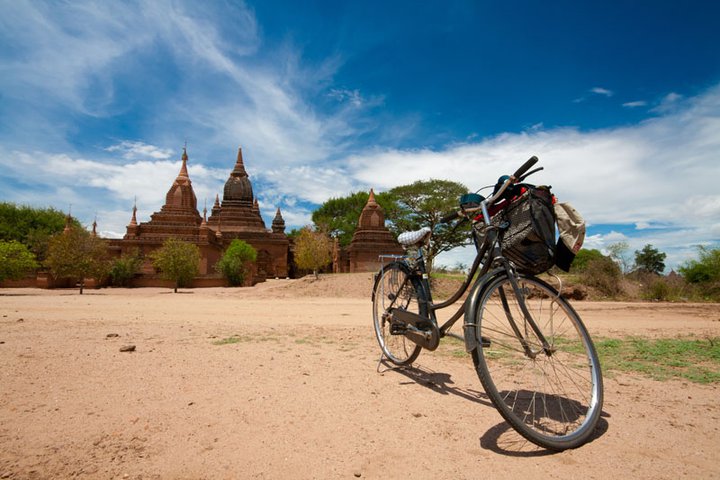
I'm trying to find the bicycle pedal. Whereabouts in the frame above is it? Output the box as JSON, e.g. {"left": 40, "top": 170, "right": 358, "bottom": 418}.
{"left": 481, "top": 336, "right": 491, "bottom": 347}
{"left": 389, "top": 323, "right": 406, "bottom": 335}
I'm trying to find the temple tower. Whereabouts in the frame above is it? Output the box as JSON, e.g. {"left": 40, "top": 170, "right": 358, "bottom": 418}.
{"left": 346, "top": 189, "right": 403, "bottom": 272}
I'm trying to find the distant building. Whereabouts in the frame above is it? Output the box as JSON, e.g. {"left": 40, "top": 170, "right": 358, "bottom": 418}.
{"left": 335, "top": 189, "right": 403, "bottom": 273}
{"left": 109, "top": 147, "right": 288, "bottom": 286}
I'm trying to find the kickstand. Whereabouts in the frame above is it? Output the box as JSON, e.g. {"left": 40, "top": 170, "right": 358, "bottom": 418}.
{"left": 376, "top": 352, "right": 410, "bottom": 373}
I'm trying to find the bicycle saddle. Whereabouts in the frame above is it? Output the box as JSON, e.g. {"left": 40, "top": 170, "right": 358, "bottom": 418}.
{"left": 397, "top": 226, "right": 432, "bottom": 246}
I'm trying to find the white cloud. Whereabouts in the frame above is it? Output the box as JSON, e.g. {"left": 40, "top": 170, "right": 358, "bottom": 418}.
{"left": 591, "top": 87, "right": 614, "bottom": 97}
{"left": 105, "top": 141, "right": 174, "bottom": 160}
{"left": 623, "top": 100, "right": 647, "bottom": 108}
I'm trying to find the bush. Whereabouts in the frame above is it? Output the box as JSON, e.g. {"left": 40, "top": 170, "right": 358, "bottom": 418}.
{"left": 580, "top": 256, "right": 624, "bottom": 297}
{"left": 571, "top": 249, "right": 605, "bottom": 272}
{"left": 215, "top": 240, "right": 257, "bottom": 286}
{"left": 109, "top": 249, "right": 142, "bottom": 287}
{"left": 679, "top": 246, "right": 720, "bottom": 301}
{"left": 0, "top": 240, "right": 39, "bottom": 282}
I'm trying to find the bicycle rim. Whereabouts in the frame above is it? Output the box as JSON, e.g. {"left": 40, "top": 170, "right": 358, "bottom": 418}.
{"left": 372, "top": 262, "right": 423, "bottom": 365}
{"left": 471, "top": 274, "right": 603, "bottom": 450}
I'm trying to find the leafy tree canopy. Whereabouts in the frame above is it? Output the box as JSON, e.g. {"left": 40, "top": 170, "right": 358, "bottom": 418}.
{"left": 311, "top": 190, "right": 395, "bottom": 247}
{"left": 151, "top": 238, "right": 200, "bottom": 292}
{"left": 216, "top": 239, "right": 257, "bottom": 286}
{"left": 0, "top": 240, "right": 39, "bottom": 282}
{"left": 634, "top": 244, "right": 667, "bottom": 275}
{"left": 386, "top": 179, "right": 471, "bottom": 271}
{"left": 312, "top": 179, "right": 470, "bottom": 271}
{"left": 679, "top": 246, "right": 720, "bottom": 283}
{"left": 294, "top": 227, "right": 331, "bottom": 278}
{"left": 0, "top": 202, "right": 80, "bottom": 261}
{"left": 45, "top": 226, "right": 110, "bottom": 294}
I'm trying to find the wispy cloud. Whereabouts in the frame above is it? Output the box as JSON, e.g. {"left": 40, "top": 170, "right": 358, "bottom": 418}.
{"left": 623, "top": 100, "right": 647, "bottom": 108}
{"left": 105, "top": 141, "right": 174, "bottom": 160}
{"left": 590, "top": 87, "right": 614, "bottom": 97}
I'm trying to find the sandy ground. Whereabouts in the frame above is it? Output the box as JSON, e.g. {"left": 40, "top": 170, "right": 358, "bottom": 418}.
{"left": 1, "top": 273, "right": 719, "bottom": 479}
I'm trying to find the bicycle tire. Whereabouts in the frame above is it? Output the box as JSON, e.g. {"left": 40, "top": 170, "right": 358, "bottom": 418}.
{"left": 372, "top": 262, "right": 425, "bottom": 366}
{"left": 470, "top": 273, "right": 603, "bottom": 450}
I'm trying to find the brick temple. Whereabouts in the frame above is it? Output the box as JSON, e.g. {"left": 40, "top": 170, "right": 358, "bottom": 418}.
{"left": 334, "top": 189, "right": 403, "bottom": 273}
{"left": 109, "top": 147, "right": 289, "bottom": 286}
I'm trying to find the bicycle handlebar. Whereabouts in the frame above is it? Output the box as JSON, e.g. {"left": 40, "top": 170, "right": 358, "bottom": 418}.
{"left": 512, "top": 155, "right": 539, "bottom": 180}
{"left": 439, "top": 156, "right": 540, "bottom": 224}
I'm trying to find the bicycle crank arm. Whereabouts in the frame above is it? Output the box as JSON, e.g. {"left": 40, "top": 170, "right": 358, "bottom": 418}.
{"left": 389, "top": 308, "right": 440, "bottom": 351}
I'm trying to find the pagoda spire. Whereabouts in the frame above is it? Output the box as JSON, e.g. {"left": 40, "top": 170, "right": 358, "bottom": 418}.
{"left": 367, "top": 188, "right": 378, "bottom": 206}
{"left": 177, "top": 146, "right": 190, "bottom": 182}
{"left": 231, "top": 146, "right": 248, "bottom": 177}
{"left": 129, "top": 199, "right": 138, "bottom": 226}
{"left": 92, "top": 216, "right": 98, "bottom": 237}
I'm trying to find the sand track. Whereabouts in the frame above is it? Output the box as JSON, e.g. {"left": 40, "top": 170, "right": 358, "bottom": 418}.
{"left": 1, "top": 276, "right": 719, "bottom": 479}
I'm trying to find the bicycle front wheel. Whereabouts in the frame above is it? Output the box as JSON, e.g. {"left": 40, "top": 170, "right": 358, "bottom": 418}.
{"left": 470, "top": 274, "right": 603, "bottom": 450}
{"left": 372, "top": 262, "right": 424, "bottom": 366}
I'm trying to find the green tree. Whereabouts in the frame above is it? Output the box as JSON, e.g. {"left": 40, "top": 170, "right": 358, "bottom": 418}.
{"left": 312, "top": 190, "right": 395, "bottom": 247}
{"left": 109, "top": 248, "right": 143, "bottom": 287}
{"left": 215, "top": 239, "right": 257, "bottom": 286}
{"left": 634, "top": 244, "right": 666, "bottom": 274}
{"left": 679, "top": 246, "right": 720, "bottom": 283}
{"left": 0, "top": 240, "right": 39, "bottom": 282}
{"left": 45, "top": 227, "right": 110, "bottom": 294}
{"left": 294, "top": 227, "right": 332, "bottom": 279}
{"left": 386, "top": 179, "right": 470, "bottom": 272}
{"left": 0, "top": 203, "right": 80, "bottom": 261}
{"left": 151, "top": 238, "right": 200, "bottom": 292}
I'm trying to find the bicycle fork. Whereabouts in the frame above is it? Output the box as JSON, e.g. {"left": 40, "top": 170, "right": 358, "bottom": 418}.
{"left": 499, "top": 265, "right": 555, "bottom": 359}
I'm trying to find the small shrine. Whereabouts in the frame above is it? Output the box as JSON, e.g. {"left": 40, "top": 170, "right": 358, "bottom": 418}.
{"left": 341, "top": 189, "right": 403, "bottom": 272}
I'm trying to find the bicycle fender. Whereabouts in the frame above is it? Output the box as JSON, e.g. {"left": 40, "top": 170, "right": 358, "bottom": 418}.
{"left": 462, "top": 268, "right": 506, "bottom": 352}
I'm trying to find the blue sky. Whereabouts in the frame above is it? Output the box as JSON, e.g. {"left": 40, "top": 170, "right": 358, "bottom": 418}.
{"left": 1, "top": 0, "right": 719, "bottom": 271}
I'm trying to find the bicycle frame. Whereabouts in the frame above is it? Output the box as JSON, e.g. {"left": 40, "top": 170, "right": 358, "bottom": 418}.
{"left": 386, "top": 211, "right": 552, "bottom": 357}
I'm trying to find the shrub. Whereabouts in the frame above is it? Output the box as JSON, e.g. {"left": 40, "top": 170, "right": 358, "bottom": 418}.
{"left": 0, "top": 240, "right": 39, "bottom": 282}
{"left": 215, "top": 239, "right": 257, "bottom": 286}
{"left": 109, "top": 249, "right": 142, "bottom": 287}
{"left": 580, "top": 256, "right": 624, "bottom": 297}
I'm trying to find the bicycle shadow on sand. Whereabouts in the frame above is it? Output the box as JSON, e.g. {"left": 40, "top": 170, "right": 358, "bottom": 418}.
{"left": 378, "top": 360, "right": 494, "bottom": 407}
{"left": 380, "top": 359, "right": 610, "bottom": 457}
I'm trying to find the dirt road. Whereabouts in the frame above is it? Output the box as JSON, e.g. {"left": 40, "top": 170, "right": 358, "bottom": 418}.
{"left": 1, "top": 276, "right": 719, "bottom": 479}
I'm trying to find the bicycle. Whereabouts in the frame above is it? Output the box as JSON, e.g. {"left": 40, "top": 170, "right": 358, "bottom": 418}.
{"left": 372, "top": 156, "right": 603, "bottom": 451}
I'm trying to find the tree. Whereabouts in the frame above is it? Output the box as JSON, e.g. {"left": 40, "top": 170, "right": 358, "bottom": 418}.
{"left": 0, "top": 203, "right": 80, "bottom": 261}
{"left": 634, "top": 244, "right": 666, "bottom": 274}
{"left": 215, "top": 239, "right": 257, "bottom": 286}
{"left": 151, "top": 238, "right": 200, "bottom": 292}
{"left": 312, "top": 190, "right": 395, "bottom": 247}
{"left": 294, "top": 227, "right": 332, "bottom": 279}
{"left": 0, "top": 240, "right": 39, "bottom": 282}
{"left": 606, "top": 241, "right": 631, "bottom": 274}
{"left": 45, "top": 227, "right": 110, "bottom": 294}
{"left": 679, "top": 246, "right": 720, "bottom": 283}
{"left": 109, "top": 248, "right": 143, "bottom": 287}
{"left": 386, "top": 179, "right": 470, "bottom": 272}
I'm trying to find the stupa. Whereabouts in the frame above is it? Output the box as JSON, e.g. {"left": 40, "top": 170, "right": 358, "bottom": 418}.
{"left": 344, "top": 189, "right": 403, "bottom": 272}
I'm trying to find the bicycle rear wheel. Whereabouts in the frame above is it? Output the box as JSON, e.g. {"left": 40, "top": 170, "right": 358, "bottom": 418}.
{"left": 470, "top": 274, "right": 603, "bottom": 450}
{"left": 372, "top": 262, "right": 424, "bottom": 366}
